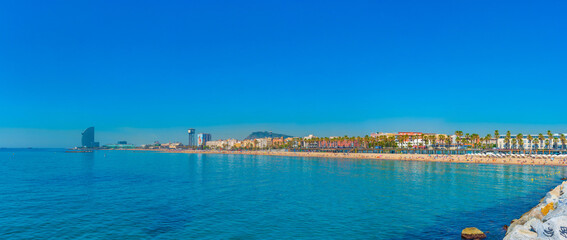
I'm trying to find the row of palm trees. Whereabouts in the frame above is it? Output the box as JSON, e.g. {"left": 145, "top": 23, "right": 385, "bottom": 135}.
{"left": 232, "top": 130, "right": 567, "bottom": 151}
{"left": 498, "top": 130, "right": 567, "bottom": 151}
{"left": 288, "top": 131, "right": 566, "bottom": 150}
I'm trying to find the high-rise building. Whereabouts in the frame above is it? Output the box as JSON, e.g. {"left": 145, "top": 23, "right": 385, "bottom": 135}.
{"left": 197, "top": 133, "right": 212, "bottom": 147}
{"left": 81, "top": 127, "right": 100, "bottom": 148}
{"left": 188, "top": 128, "right": 196, "bottom": 147}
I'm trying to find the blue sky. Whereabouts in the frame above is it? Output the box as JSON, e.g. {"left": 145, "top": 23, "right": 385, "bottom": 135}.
{"left": 1, "top": 0, "right": 566, "bottom": 147}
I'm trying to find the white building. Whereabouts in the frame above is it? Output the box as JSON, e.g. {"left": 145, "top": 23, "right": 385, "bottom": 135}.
{"left": 496, "top": 134, "right": 566, "bottom": 149}
{"left": 160, "top": 142, "right": 183, "bottom": 149}
{"left": 397, "top": 138, "right": 425, "bottom": 148}
{"left": 303, "top": 134, "right": 316, "bottom": 140}
{"left": 205, "top": 140, "right": 224, "bottom": 149}
{"left": 205, "top": 138, "right": 241, "bottom": 149}
{"left": 255, "top": 138, "right": 270, "bottom": 148}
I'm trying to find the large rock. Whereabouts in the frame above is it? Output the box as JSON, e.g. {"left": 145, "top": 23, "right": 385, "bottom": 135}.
{"left": 536, "top": 216, "right": 567, "bottom": 239}
{"left": 461, "top": 227, "right": 486, "bottom": 240}
{"left": 557, "top": 195, "right": 567, "bottom": 208}
{"left": 508, "top": 205, "right": 546, "bottom": 233}
{"left": 507, "top": 219, "right": 523, "bottom": 234}
{"left": 526, "top": 218, "right": 543, "bottom": 231}
{"left": 519, "top": 205, "right": 546, "bottom": 222}
{"left": 547, "top": 195, "right": 560, "bottom": 205}
{"left": 544, "top": 206, "right": 567, "bottom": 222}
{"left": 543, "top": 202, "right": 557, "bottom": 216}
{"left": 548, "top": 187, "right": 562, "bottom": 198}
{"left": 504, "top": 225, "right": 538, "bottom": 240}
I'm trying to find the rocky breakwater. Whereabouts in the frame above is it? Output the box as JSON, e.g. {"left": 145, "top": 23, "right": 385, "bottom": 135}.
{"left": 504, "top": 181, "right": 567, "bottom": 239}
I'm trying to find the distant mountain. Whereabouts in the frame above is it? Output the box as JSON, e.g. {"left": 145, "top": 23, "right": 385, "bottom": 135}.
{"left": 244, "top": 131, "right": 293, "bottom": 140}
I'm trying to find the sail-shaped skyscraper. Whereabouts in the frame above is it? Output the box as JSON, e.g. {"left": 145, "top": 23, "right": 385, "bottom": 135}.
{"left": 81, "top": 127, "right": 100, "bottom": 148}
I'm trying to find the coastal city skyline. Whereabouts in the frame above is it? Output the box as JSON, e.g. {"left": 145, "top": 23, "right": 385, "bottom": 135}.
{"left": 3, "top": 1, "right": 567, "bottom": 239}
{"left": 6, "top": 122, "right": 567, "bottom": 148}
{"left": 2, "top": 1, "right": 567, "bottom": 148}
{"left": 74, "top": 125, "right": 567, "bottom": 152}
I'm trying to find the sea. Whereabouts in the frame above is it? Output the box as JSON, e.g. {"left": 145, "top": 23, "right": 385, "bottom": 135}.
{"left": 0, "top": 148, "right": 563, "bottom": 239}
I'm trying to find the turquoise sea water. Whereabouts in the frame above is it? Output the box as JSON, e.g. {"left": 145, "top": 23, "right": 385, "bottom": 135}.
{"left": 0, "top": 149, "right": 564, "bottom": 239}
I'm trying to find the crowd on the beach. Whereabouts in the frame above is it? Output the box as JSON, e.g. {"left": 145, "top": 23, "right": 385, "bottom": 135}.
{"left": 160, "top": 149, "right": 567, "bottom": 166}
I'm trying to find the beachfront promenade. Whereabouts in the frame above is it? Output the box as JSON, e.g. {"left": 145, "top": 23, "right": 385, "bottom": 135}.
{"left": 150, "top": 149, "right": 567, "bottom": 166}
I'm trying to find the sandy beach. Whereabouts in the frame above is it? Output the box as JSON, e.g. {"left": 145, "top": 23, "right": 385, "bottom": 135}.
{"left": 146, "top": 149, "right": 567, "bottom": 166}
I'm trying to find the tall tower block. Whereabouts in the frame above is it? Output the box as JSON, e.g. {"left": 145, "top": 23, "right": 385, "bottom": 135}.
{"left": 188, "top": 128, "right": 196, "bottom": 148}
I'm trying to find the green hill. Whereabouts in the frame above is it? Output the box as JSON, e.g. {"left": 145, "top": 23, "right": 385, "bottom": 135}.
{"left": 244, "top": 131, "right": 293, "bottom": 140}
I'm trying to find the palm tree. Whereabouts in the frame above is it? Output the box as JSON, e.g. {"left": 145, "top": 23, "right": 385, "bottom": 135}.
{"left": 538, "top": 133, "right": 545, "bottom": 151}
{"left": 505, "top": 131, "right": 511, "bottom": 149}
{"left": 472, "top": 133, "right": 480, "bottom": 149}
{"left": 561, "top": 134, "right": 566, "bottom": 150}
{"left": 455, "top": 131, "right": 463, "bottom": 149}
{"left": 438, "top": 135, "right": 446, "bottom": 148}
{"left": 485, "top": 134, "right": 492, "bottom": 148}
{"left": 517, "top": 133, "right": 523, "bottom": 151}
{"left": 527, "top": 135, "right": 533, "bottom": 154}
{"left": 388, "top": 136, "right": 397, "bottom": 148}
{"left": 547, "top": 130, "right": 553, "bottom": 150}
{"left": 401, "top": 135, "right": 409, "bottom": 149}
{"left": 494, "top": 130, "right": 500, "bottom": 148}
{"left": 545, "top": 140, "right": 550, "bottom": 152}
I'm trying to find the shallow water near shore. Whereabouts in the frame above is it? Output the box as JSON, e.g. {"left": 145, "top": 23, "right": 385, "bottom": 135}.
{"left": 0, "top": 149, "right": 565, "bottom": 239}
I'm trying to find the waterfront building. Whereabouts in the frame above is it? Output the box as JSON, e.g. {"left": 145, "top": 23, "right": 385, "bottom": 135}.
{"left": 206, "top": 140, "right": 223, "bottom": 149}
{"left": 372, "top": 132, "right": 397, "bottom": 138}
{"left": 81, "top": 127, "right": 100, "bottom": 148}
{"left": 496, "top": 134, "right": 567, "bottom": 150}
{"left": 397, "top": 132, "right": 423, "bottom": 140}
{"left": 303, "top": 134, "right": 316, "bottom": 140}
{"left": 225, "top": 139, "right": 239, "bottom": 148}
{"left": 255, "top": 138, "right": 270, "bottom": 148}
{"left": 395, "top": 132, "right": 427, "bottom": 148}
{"left": 168, "top": 142, "right": 183, "bottom": 149}
{"left": 272, "top": 137, "right": 284, "bottom": 147}
{"left": 240, "top": 139, "right": 255, "bottom": 148}
{"left": 197, "top": 133, "right": 212, "bottom": 147}
{"left": 317, "top": 138, "right": 360, "bottom": 148}
{"left": 187, "top": 129, "right": 196, "bottom": 147}
{"left": 205, "top": 139, "right": 239, "bottom": 149}
{"left": 159, "top": 142, "right": 184, "bottom": 149}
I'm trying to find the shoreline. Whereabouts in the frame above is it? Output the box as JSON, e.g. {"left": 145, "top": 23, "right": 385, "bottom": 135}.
{"left": 124, "top": 149, "right": 567, "bottom": 166}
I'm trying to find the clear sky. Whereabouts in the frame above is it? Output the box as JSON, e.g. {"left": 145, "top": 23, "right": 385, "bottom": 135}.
{"left": 1, "top": 0, "right": 566, "bottom": 147}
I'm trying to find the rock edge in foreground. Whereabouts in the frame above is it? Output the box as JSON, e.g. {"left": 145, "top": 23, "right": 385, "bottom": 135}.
{"left": 504, "top": 181, "right": 567, "bottom": 239}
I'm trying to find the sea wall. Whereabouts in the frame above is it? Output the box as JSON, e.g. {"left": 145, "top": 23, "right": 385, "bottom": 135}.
{"left": 504, "top": 181, "right": 567, "bottom": 239}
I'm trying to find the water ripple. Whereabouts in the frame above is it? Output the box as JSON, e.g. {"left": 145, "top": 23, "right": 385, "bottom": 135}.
{"left": 0, "top": 150, "right": 564, "bottom": 239}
